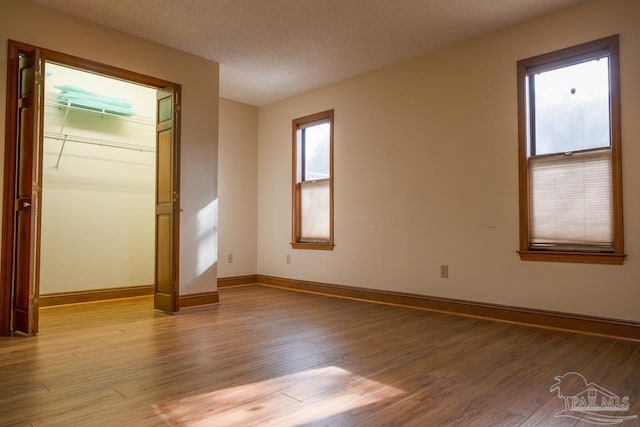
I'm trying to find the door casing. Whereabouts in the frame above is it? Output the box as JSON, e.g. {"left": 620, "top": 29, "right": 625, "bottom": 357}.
{"left": 1, "top": 40, "right": 182, "bottom": 335}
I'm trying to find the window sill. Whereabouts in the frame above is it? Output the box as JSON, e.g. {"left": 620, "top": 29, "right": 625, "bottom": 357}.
{"left": 291, "top": 242, "right": 334, "bottom": 251}
{"left": 518, "top": 250, "right": 626, "bottom": 265}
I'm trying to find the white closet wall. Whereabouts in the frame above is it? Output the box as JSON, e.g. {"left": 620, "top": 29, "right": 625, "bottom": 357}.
{"left": 39, "top": 64, "right": 156, "bottom": 294}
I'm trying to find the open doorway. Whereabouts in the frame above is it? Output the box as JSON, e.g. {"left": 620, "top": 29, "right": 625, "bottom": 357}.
{"left": 39, "top": 63, "right": 157, "bottom": 309}
{"left": 1, "top": 41, "right": 182, "bottom": 336}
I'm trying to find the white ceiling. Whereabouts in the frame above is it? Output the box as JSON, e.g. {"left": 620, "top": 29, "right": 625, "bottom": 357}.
{"left": 31, "top": 0, "right": 588, "bottom": 106}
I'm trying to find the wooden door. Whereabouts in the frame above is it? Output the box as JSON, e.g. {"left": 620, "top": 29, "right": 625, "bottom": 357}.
{"left": 2, "top": 42, "right": 182, "bottom": 332}
{"left": 154, "top": 87, "right": 180, "bottom": 312}
{"left": 12, "top": 49, "right": 42, "bottom": 334}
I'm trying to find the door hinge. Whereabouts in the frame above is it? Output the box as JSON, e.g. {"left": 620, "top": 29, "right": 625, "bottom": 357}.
{"left": 34, "top": 70, "right": 43, "bottom": 86}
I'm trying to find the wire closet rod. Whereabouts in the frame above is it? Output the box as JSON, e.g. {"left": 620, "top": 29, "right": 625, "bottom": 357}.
{"left": 45, "top": 131, "right": 155, "bottom": 168}
{"left": 45, "top": 131, "right": 155, "bottom": 152}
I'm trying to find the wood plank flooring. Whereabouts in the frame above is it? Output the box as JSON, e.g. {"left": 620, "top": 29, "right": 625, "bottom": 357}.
{"left": 0, "top": 284, "right": 638, "bottom": 426}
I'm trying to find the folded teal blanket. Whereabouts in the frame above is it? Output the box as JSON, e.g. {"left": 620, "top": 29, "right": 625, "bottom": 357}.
{"left": 55, "top": 85, "right": 134, "bottom": 116}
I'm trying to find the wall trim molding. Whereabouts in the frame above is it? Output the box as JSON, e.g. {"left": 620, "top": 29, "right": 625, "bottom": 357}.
{"left": 39, "top": 285, "right": 154, "bottom": 307}
{"left": 256, "top": 275, "right": 640, "bottom": 341}
{"left": 179, "top": 291, "right": 220, "bottom": 308}
{"left": 217, "top": 275, "right": 258, "bottom": 288}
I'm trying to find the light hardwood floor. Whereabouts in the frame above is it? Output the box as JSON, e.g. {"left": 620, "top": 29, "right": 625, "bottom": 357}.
{"left": 1, "top": 285, "right": 638, "bottom": 426}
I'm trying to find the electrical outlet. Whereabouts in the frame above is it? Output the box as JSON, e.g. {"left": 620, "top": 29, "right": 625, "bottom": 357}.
{"left": 227, "top": 253, "right": 233, "bottom": 263}
{"left": 440, "top": 265, "right": 448, "bottom": 279}
{"left": 286, "top": 254, "right": 291, "bottom": 264}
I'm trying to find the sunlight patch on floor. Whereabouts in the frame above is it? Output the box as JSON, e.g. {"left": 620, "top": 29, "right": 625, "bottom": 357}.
{"left": 152, "top": 365, "right": 406, "bottom": 426}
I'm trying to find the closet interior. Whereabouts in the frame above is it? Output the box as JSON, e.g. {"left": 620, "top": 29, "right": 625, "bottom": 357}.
{"left": 40, "top": 63, "right": 157, "bottom": 299}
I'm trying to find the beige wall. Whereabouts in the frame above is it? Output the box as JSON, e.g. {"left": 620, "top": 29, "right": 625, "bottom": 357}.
{"left": 257, "top": 0, "right": 640, "bottom": 321}
{"left": 218, "top": 98, "right": 258, "bottom": 277}
{"left": 0, "top": 0, "right": 219, "bottom": 296}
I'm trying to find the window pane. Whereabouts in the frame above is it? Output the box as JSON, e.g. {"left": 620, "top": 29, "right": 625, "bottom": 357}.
{"left": 304, "top": 123, "right": 330, "bottom": 180}
{"left": 529, "top": 149, "right": 612, "bottom": 249}
{"left": 534, "top": 58, "right": 610, "bottom": 155}
{"left": 158, "top": 96, "right": 172, "bottom": 122}
{"left": 300, "top": 180, "right": 330, "bottom": 241}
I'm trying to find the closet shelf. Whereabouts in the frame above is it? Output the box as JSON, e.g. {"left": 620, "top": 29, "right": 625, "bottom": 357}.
{"left": 45, "top": 96, "right": 155, "bottom": 168}
{"left": 44, "top": 98, "right": 155, "bottom": 126}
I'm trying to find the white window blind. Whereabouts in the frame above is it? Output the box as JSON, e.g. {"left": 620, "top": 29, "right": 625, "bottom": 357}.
{"left": 529, "top": 148, "right": 613, "bottom": 251}
{"left": 299, "top": 179, "right": 330, "bottom": 242}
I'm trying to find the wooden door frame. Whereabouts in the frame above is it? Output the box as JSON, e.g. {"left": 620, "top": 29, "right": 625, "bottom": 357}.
{"left": 1, "top": 40, "right": 182, "bottom": 335}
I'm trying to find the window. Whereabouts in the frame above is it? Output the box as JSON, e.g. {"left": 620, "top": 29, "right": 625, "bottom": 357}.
{"left": 291, "top": 110, "right": 334, "bottom": 250}
{"left": 517, "top": 35, "right": 624, "bottom": 264}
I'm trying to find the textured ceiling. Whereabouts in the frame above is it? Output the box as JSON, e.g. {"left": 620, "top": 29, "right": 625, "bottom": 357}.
{"left": 30, "top": 0, "right": 588, "bottom": 106}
